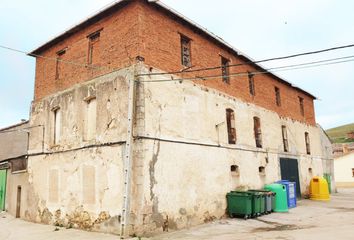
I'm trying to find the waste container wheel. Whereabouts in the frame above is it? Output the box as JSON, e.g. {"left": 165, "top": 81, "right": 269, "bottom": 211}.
{"left": 244, "top": 215, "right": 248, "bottom": 220}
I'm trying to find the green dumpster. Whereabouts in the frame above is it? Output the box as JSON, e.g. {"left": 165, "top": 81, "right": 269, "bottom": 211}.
{"left": 264, "top": 184, "right": 288, "bottom": 212}
{"left": 226, "top": 191, "right": 253, "bottom": 219}
{"left": 249, "top": 190, "right": 273, "bottom": 214}
{"left": 247, "top": 191, "right": 262, "bottom": 217}
{"left": 232, "top": 191, "right": 261, "bottom": 217}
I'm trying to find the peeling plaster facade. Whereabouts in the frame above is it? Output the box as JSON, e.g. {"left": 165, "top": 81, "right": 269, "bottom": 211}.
{"left": 21, "top": 0, "right": 334, "bottom": 237}
{"left": 25, "top": 64, "right": 330, "bottom": 236}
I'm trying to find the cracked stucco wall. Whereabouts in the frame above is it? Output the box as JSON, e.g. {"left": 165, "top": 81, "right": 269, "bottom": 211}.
{"left": 26, "top": 67, "right": 134, "bottom": 234}
{"left": 130, "top": 65, "right": 326, "bottom": 236}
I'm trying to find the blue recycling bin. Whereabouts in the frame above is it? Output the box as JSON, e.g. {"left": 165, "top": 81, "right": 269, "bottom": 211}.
{"left": 276, "top": 180, "right": 296, "bottom": 208}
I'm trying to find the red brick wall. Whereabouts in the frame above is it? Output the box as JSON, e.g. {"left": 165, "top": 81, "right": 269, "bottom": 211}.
{"left": 33, "top": 0, "right": 316, "bottom": 125}
{"left": 139, "top": 2, "right": 316, "bottom": 125}
{"left": 33, "top": 1, "right": 142, "bottom": 100}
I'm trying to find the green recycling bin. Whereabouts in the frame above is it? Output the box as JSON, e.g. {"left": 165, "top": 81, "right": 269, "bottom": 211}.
{"left": 226, "top": 191, "right": 253, "bottom": 219}
{"left": 264, "top": 184, "right": 288, "bottom": 212}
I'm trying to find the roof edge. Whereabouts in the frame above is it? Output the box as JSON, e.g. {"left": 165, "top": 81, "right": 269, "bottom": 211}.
{"left": 29, "top": 0, "right": 317, "bottom": 99}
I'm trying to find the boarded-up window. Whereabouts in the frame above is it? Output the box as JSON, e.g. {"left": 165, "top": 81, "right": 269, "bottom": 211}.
{"left": 88, "top": 31, "right": 101, "bottom": 65}
{"left": 55, "top": 49, "right": 66, "bottom": 80}
{"left": 181, "top": 35, "right": 191, "bottom": 67}
{"left": 299, "top": 97, "right": 305, "bottom": 116}
{"left": 221, "top": 57, "right": 230, "bottom": 84}
{"left": 226, "top": 109, "right": 236, "bottom": 144}
{"left": 53, "top": 108, "right": 61, "bottom": 145}
{"left": 254, "top": 117, "right": 262, "bottom": 148}
{"left": 82, "top": 165, "right": 96, "bottom": 204}
{"left": 305, "top": 132, "right": 311, "bottom": 155}
{"left": 282, "top": 125, "right": 289, "bottom": 152}
{"left": 275, "top": 87, "right": 281, "bottom": 106}
{"left": 248, "top": 72, "right": 255, "bottom": 96}
{"left": 48, "top": 169, "right": 59, "bottom": 203}
{"left": 85, "top": 98, "right": 97, "bottom": 140}
{"left": 10, "top": 157, "right": 27, "bottom": 173}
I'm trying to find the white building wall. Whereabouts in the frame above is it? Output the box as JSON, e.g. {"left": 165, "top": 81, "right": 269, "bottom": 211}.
{"left": 334, "top": 153, "right": 354, "bottom": 187}
{"left": 132, "top": 68, "right": 326, "bottom": 235}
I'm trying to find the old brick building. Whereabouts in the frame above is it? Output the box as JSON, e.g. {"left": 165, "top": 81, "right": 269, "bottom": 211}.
{"left": 22, "top": 0, "right": 333, "bottom": 237}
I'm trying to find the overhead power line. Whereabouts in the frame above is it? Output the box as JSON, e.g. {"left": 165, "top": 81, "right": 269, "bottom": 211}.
{"left": 138, "top": 55, "right": 354, "bottom": 83}
{"left": 0, "top": 44, "right": 109, "bottom": 71}
{"left": 137, "top": 43, "right": 354, "bottom": 76}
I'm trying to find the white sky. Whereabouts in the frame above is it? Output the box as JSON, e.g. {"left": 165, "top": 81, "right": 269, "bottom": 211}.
{"left": 1, "top": 0, "right": 354, "bottom": 129}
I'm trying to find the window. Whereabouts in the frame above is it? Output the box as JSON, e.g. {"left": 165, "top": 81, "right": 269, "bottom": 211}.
{"left": 53, "top": 108, "right": 61, "bottom": 145}
{"left": 55, "top": 49, "right": 66, "bottom": 80}
{"left": 88, "top": 30, "right": 101, "bottom": 65}
{"left": 275, "top": 87, "right": 281, "bottom": 106}
{"left": 85, "top": 98, "right": 97, "bottom": 140}
{"left": 10, "top": 157, "right": 27, "bottom": 173}
{"left": 305, "top": 132, "right": 311, "bottom": 155}
{"left": 230, "top": 165, "right": 239, "bottom": 176}
{"left": 180, "top": 35, "right": 191, "bottom": 67}
{"left": 226, "top": 109, "right": 236, "bottom": 144}
{"left": 221, "top": 57, "right": 230, "bottom": 84}
{"left": 259, "top": 166, "right": 266, "bottom": 175}
{"left": 281, "top": 125, "right": 289, "bottom": 152}
{"left": 352, "top": 168, "right": 354, "bottom": 177}
{"left": 248, "top": 72, "right": 255, "bottom": 96}
{"left": 253, "top": 117, "right": 262, "bottom": 148}
{"left": 299, "top": 97, "right": 304, "bottom": 116}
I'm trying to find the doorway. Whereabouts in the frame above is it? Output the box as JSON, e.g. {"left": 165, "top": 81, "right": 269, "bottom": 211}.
{"left": 279, "top": 158, "right": 301, "bottom": 197}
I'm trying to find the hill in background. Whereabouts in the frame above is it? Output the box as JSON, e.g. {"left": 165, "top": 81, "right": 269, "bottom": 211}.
{"left": 326, "top": 123, "right": 354, "bottom": 143}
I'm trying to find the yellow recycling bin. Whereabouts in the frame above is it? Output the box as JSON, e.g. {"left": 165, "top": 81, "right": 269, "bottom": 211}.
{"left": 309, "top": 176, "right": 330, "bottom": 201}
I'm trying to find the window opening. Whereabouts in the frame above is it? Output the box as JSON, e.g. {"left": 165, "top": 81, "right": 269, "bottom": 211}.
{"left": 254, "top": 117, "right": 262, "bottom": 148}
{"left": 226, "top": 109, "right": 236, "bottom": 144}
{"left": 221, "top": 57, "right": 230, "bottom": 84}
{"left": 181, "top": 35, "right": 191, "bottom": 67}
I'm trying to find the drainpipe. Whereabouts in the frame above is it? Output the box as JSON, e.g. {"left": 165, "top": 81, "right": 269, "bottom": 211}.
{"left": 120, "top": 58, "right": 143, "bottom": 238}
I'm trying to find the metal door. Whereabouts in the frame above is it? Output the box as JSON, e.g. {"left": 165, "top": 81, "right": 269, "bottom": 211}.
{"left": 0, "top": 169, "right": 7, "bottom": 210}
{"left": 279, "top": 158, "right": 301, "bottom": 197}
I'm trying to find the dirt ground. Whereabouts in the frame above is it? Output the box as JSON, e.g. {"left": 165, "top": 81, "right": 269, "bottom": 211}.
{"left": 0, "top": 188, "right": 353, "bottom": 240}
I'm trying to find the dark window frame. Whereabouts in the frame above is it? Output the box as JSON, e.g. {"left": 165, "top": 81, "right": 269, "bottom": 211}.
{"left": 281, "top": 125, "right": 289, "bottom": 152}
{"left": 87, "top": 30, "right": 101, "bottom": 65}
{"left": 299, "top": 97, "right": 305, "bottom": 116}
{"left": 275, "top": 87, "right": 281, "bottom": 106}
{"left": 221, "top": 56, "right": 230, "bottom": 84}
{"left": 254, "top": 117, "right": 263, "bottom": 148}
{"left": 305, "top": 132, "right": 311, "bottom": 155}
{"left": 248, "top": 72, "right": 255, "bottom": 96}
{"left": 226, "top": 108, "right": 236, "bottom": 144}
{"left": 180, "top": 34, "right": 192, "bottom": 68}
{"left": 55, "top": 49, "right": 66, "bottom": 80}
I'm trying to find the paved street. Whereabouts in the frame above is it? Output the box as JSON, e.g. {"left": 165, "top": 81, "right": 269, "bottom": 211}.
{"left": 1, "top": 188, "right": 353, "bottom": 240}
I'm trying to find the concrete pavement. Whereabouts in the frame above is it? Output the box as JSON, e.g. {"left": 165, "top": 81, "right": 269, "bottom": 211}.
{"left": 0, "top": 188, "right": 353, "bottom": 240}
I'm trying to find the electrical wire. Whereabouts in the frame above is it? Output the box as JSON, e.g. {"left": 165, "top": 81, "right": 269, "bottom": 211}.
{"left": 137, "top": 43, "right": 354, "bottom": 76}
{"left": 138, "top": 55, "right": 354, "bottom": 83}
{"left": 0, "top": 44, "right": 110, "bottom": 71}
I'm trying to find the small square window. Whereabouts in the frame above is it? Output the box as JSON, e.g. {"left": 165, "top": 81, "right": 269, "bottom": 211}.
{"left": 231, "top": 165, "right": 239, "bottom": 176}
{"left": 259, "top": 166, "right": 266, "bottom": 175}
